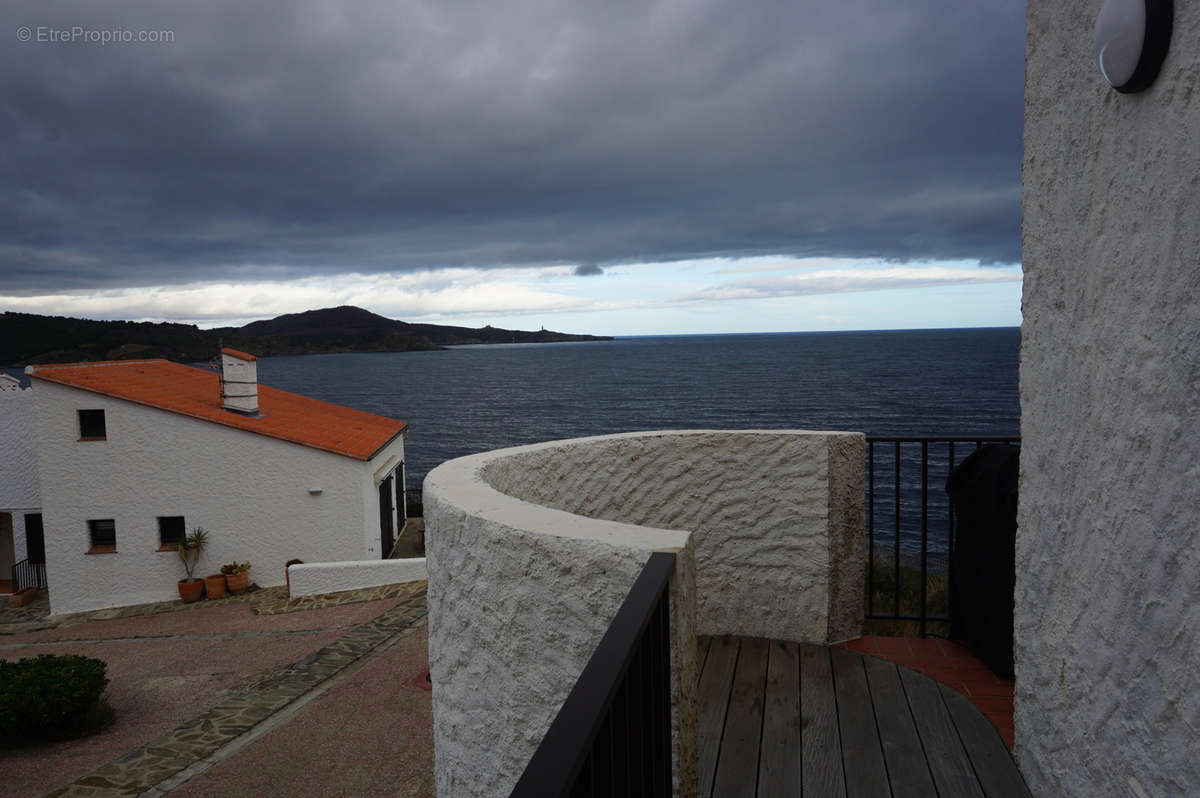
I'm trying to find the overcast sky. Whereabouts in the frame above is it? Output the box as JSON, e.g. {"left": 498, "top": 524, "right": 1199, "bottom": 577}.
{"left": 1, "top": 0, "right": 1025, "bottom": 334}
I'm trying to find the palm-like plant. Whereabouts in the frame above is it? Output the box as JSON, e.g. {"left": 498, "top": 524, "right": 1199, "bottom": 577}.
{"left": 177, "top": 527, "right": 209, "bottom": 582}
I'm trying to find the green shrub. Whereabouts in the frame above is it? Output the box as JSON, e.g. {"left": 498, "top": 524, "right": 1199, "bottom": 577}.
{"left": 0, "top": 654, "right": 112, "bottom": 745}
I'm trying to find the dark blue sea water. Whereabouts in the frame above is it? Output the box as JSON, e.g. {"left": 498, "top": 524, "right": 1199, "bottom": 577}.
{"left": 253, "top": 327, "right": 1020, "bottom": 486}
{"left": 6, "top": 328, "right": 1020, "bottom": 567}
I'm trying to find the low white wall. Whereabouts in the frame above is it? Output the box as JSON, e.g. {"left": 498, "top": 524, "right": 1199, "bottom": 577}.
{"left": 425, "top": 430, "right": 864, "bottom": 798}
{"left": 287, "top": 558, "right": 427, "bottom": 597}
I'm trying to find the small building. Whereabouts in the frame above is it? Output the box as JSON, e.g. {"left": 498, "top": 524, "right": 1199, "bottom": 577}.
{"left": 26, "top": 349, "right": 408, "bottom": 615}
{"left": 0, "top": 374, "right": 44, "bottom": 596}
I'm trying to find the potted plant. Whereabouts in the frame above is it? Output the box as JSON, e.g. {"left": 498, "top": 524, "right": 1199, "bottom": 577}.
{"left": 177, "top": 527, "right": 209, "bottom": 603}
{"left": 222, "top": 561, "right": 251, "bottom": 594}
{"left": 204, "top": 571, "right": 227, "bottom": 600}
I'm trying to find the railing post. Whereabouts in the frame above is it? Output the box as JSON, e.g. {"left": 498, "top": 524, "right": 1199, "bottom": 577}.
{"left": 893, "top": 440, "right": 901, "bottom": 619}
{"left": 920, "top": 440, "right": 929, "bottom": 638}
{"left": 867, "top": 441, "right": 875, "bottom": 618}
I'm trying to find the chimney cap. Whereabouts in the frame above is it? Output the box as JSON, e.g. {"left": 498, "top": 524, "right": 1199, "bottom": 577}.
{"left": 221, "top": 347, "right": 258, "bottom": 362}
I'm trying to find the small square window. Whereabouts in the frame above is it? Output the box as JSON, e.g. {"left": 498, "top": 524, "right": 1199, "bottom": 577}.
{"left": 158, "top": 516, "right": 186, "bottom": 548}
{"left": 88, "top": 519, "right": 116, "bottom": 550}
{"left": 78, "top": 409, "right": 106, "bottom": 440}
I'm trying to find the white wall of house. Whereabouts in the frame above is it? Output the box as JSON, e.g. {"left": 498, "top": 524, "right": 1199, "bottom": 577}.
{"left": 0, "top": 377, "right": 41, "bottom": 571}
{"left": 31, "top": 379, "right": 404, "bottom": 615}
{"left": 1019, "top": 3, "right": 1199, "bottom": 796}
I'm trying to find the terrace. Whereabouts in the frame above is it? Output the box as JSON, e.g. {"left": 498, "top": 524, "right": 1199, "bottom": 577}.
{"left": 424, "top": 429, "right": 1028, "bottom": 796}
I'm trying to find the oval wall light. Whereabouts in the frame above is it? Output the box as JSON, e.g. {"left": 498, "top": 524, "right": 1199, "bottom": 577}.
{"left": 1093, "top": 0, "right": 1173, "bottom": 93}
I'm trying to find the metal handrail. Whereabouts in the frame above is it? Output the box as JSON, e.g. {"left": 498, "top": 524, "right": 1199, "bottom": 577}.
{"left": 511, "top": 551, "right": 676, "bottom": 798}
{"left": 11, "top": 558, "right": 47, "bottom": 594}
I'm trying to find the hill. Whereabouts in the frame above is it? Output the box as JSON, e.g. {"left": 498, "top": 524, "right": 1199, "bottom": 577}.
{"left": 0, "top": 306, "right": 612, "bottom": 365}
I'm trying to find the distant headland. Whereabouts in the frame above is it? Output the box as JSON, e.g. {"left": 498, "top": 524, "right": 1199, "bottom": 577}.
{"left": 0, "top": 305, "right": 613, "bottom": 366}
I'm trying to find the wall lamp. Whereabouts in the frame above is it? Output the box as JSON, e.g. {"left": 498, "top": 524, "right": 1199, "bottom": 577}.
{"left": 1093, "top": 0, "right": 1173, "bottom": 93}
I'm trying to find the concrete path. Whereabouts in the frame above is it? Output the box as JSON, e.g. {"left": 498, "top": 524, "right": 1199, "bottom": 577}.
{"left": 0, "top": 582, "right": 431, "bottom": 798}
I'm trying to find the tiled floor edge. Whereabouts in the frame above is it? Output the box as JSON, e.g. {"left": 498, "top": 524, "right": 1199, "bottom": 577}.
{"left": 837, "top": 635, "right": 1016, "bottom": 749}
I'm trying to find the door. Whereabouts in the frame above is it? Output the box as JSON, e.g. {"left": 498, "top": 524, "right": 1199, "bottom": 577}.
{"left": 24, "top": 514, "right": 45, "bottom": 564}
{"left": 398, "top": 461, "right": 407, "bottom": 523}
{"left": 378, "top": 475, "right": 395, "bottom": 559}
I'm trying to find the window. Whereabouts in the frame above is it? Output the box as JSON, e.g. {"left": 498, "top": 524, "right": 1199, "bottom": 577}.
{"left": 87, "top": 519, "right": 116, "bottom": 553}
{"left": 78, "top": 409, "right": 106, "bottom": 440}
{"left": 158, "top": 516, "right": 186, "bottom": 549}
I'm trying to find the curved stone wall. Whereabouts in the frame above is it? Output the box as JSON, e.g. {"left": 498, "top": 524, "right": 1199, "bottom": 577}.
{"left": 482, "top": 430, "right": 865, "bottom": 642}
{"left": 424, "top": 430, "right": 864, "bottom": 797}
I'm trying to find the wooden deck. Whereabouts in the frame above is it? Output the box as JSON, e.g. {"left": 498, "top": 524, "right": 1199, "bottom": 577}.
{"left": 697, "top": 636, "right": 1031, "bottom": 798}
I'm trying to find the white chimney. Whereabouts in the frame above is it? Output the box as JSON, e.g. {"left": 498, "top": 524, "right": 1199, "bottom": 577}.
{"left": 220, "top": 348, "right": 259, "bottom": 415}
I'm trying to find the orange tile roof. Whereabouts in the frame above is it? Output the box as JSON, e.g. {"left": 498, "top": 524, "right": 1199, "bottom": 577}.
{"left": 28, "top": 360, "right": 406, "bottom": 461}
{"left": 221, "top": 347, "right": 258, "bottom": 361}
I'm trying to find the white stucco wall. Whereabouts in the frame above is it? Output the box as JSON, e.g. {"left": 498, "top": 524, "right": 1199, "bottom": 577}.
{"left": 1019, "top": 3, "right": 1200, "bottom": 796}
{"left": 426, "top": 441, "right": 699, "bottom": 798}
{"left": 482, "top": 430, "right": 865, "bottom": 642}
{"left": 0, "top": 379, "right": 41, "bottom": 510}
{"left": 30, "top": 379, "right": 403, "bottom": 615}
{"left": 287, "top": 558, "right": 427, "bottom": 597}
{"left": 424, "top": 430, "right": 864, "bottom": 797}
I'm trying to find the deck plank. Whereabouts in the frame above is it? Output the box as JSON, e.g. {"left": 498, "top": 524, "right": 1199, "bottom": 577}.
{"left": 698, "top": 635, "right": 713, "bottom": 682}
{"left": 899, "top": 666, "right": 986, "bottom": 798}
{"left": 862, "top": 655, "right": 937, "bottom": 797}
{"left": 712, "top": 638, "right": 769, "bottom": 798}
{"left": 757, "top": 640, "right": 800, "bottom": 797}
{"left": 939, "top": 683, "right": 1032, "bottom": 798}
{"left": 799, "top": 645, "right": 846, "bottom": 798}
{"left": 697, "top": 636, "right": 739, "bottom": 798}
{"left": 698, "top": 637, "right": 1029, "bottom": 798}
{"left": 830, "top": 647, "right": 890, "bottom": 798}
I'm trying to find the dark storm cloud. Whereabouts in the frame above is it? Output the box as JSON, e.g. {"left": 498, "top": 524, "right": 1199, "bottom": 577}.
{"left": 1, "top": 0, "right": 1024, "bottom": 294}
{"left": 574, "top": 263, "right": 604, "bottom": 277}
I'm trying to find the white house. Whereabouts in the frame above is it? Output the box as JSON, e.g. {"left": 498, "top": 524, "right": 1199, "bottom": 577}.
{"left": 0, "top": 374, "right": 44, "bottom": 596}
{"left": 26, "top": 349, "right": 408, "bottom": 615}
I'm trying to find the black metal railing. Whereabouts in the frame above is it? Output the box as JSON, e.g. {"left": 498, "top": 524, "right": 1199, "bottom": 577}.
{"left": 11, "top": 558, "right": 47, "bottom": 593}
{"left": 511, "top": 551, "right": 676, "bottom": 798}
{"left": 866, "top": 436, "right": 1019, "bottom": 637}
{"left": 405, "top": 486, "right": 423, "bottom": 518}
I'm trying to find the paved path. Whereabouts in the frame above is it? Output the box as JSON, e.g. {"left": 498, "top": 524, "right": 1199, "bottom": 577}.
{"left": 1, "top": 582, "right": 430, "bottom": 798}
{"left": 170, "top": 625, "right": 433, "bottom": 798}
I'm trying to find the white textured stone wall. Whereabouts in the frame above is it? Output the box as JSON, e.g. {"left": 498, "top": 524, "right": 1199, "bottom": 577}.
{"left": 30, "top": 379, "right": 399, "bottom": 615}
{"left": 287, "top": 558, "right": 427, "bottom": 597}
{"left": 1019, "top": 3, "right": 1200, "bottom": 796}
{"left": 424, "top": 430, "right": 864, "bottom": 797}
{"left": 0, "top": 382, "right": 41, "bottom": 509}
{"left": 483, "top": 430, "right": 865, "bottom": 642}
{"left": 426, "top": 443, "right": 698, "bottom": 798}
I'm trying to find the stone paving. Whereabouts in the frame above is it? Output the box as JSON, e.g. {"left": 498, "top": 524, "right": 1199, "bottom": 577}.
{"left": 36, "top": 581, "right": 428, "bottom": 798}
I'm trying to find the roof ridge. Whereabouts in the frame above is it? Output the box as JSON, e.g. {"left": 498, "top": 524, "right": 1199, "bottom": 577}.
{"left": 27, "top": 359, "right": 405, "bottom": 461}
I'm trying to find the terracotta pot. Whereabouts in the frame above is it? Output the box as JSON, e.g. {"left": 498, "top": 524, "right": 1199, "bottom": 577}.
{"left": 204, "top": 573, "right": 227, "bottom": 599}
{"left": 178, "top": 579, "right": 204, "bottom": 603}
{"left": 225, "top": 571, "right": 249, "bottom": 595}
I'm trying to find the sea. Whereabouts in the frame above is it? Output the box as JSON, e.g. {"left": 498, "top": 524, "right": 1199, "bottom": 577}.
{"left": 6, "top": 327, "right": 1021, "bottom": 568}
